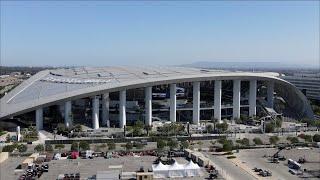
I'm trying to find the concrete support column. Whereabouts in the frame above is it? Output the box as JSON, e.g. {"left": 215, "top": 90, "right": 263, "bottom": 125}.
{"left": 193, "top": 82, "right": 200, "bottom": 125}
{"left": 36, "top": 108, "right": 43, "bottom": 131}
{"left": 119, "top": 90, "right": 126, "bottom": 128}
{"left": 64, "top": 101, "right": 72, "bottom": 128}
{"left": 92, "top": 96, "right": 100, "bottom": 129}
{"left": 214, "top": 80, "right": 222, "bottom": 123}
{"left": 102, "top": 93, "right": 110, "bottom": 127}
{"left": 249, "top": 80, "right": 257, "bottom": 116}
{"left": 233, "top": 80, "right": 241, "bottom": 119}
{"left": 145, "top": 87, "right": 152, "bottom": 126}
{"left": 170, "top": 84, "right": 176, "bottom": 123}
{"left": 267, "top": 81, "right": 274, "bottom": 108}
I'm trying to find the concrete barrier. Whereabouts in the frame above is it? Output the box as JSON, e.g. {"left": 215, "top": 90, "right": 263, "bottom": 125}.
{"left": 0, "top": 152, "right": 9, "bottom": 163}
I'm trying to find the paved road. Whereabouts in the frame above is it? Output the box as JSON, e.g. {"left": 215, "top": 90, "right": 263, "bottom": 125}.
{"left": 204, "top": 152, "right": 256, "bottom": 180}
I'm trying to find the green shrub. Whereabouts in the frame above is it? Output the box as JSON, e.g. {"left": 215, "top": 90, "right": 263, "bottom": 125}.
{"left": 125, "top": 142, "right": 133, "bottom": 151}
{"left": 79, "top": 141, "right": 90, "bottom": 151}
{"left": 269, "top": 136, "right": 279, "bottom": 145}
{"left": 287, "top": 137, "right": 299, "bottom": 144}
{"left": 222, "top": 140, "right": 233, "bottom": 152}
{"left": 265, "top": 123, "right": 275, "bottom": 133}
{"left": 34, "top": 144, "right": 44, "bottom": 152}
{"left": 17, "top": 144, "right": 27, "bottom": 153}
{"left": 45, "top": 144, "right": 53, "bottom": 152}
{"left": 298, "top": 134, "right": 312, "bottom": 142}
{"left": 2, "top": 145, "right": 15, "bottom": 152}
{"left": 313, "top": 134, "right": 320, "bottom": 142}
{"left": 134, "top": 142, "right": 144, "bottom": 149}
{"left": 107, "top": 142, "right": 116, "bottom": 150}
{"left": 236, "top": 138, "right": 250, "bottom": 146}
{"left": 55, "top": 144, "right": 65, "bottom": 150}
{"left": 253, "top": 137, "right": 263, "bottom": 145}
{"left": 180, "top": 140, "right": 189, "bottom": 149}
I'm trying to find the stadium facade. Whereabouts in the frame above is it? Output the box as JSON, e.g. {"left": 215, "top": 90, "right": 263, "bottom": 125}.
{"left": 0, "top": 67, "right": 314, "bottom": 130}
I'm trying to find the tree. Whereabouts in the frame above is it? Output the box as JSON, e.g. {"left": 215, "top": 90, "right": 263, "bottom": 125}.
{"left": 167, "top": 139, "right": 178, "bottom": 150}
{"left": 34, "top": 144, "right": 44, "bottom": 152}
{"left": 125, "top": 142, "right": 133, "bottom": 151}
{"left": 45, "top": 144, "right": 53, "bottom": 152}
{"left": 216, "top": 121, "right": 228, "bottom": 133}
{"left": 206, "top": 124, "right": 214, "bottom": 133}
{"left": 157, "top": 139, "right": 166, "bottom": 150}
{"left": 253, "top": 137, "right": 263, "bottom": 145}
{"left": 269, "top": 136, "right": 279, "bottom": 145}
{"left": 71, "top": 142, "right": 79, "bottom": 151}
{"left": 180, "top": 140, "right": 189, "bottom": 149}
{"left": 79, "top": 141, "right": 90, "bottom": 151}
{"left": 126, "top": 126, "right": 134, "bottom": 137}
{"left": 17, "top": 144, "right": 27, "bottom": 153}
{"left": 133, "top": 120, "right": 144, "bottom": 136}
{"left": 108, "top": 142, "right": 116, "bottom": 150}
{"left": 313, "top": 134, "right": 320, "bottom": 142}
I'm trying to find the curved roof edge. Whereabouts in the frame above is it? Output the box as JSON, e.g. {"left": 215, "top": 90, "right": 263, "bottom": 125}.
{"left": 0, "top": 67, "right": 313, "bottom": 119}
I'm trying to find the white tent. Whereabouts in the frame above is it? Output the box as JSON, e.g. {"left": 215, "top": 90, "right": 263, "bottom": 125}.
{"left": 152, "top": 160, "right": 203, "bottom": 178}
{"left": 168, "top": 161, "right": 185, "bottom": 177}
{"left": 152, "top": 162, "right": 169, "bottom": 178}
{"left": 184, "top": 160, "right": 202, "bottom": 177}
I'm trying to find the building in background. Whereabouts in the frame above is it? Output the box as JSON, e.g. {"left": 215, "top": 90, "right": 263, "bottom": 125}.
{"left": 281, "top": 73, "right": 320, "bottom": 102}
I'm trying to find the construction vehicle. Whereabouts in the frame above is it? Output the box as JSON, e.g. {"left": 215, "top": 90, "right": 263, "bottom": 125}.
{"left": 298, "top": 157, "right": 306, "bottom": 164}
{"left": 259, "top": 170, "right": 272, "bottom": 177}
{"left": 270, "top": 146, "right": 286, "bottom": 163}
{"left": 208, "top": 170, "right": 218, "bottom": 179}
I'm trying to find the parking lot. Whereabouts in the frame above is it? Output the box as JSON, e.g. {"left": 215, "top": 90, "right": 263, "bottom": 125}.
{"left": 1, "top": 155, "right": 209, "bottom": 180}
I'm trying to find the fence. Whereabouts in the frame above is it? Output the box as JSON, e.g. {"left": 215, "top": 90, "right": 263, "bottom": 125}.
{"left": 45, "top": 135, "right": 226, "bottom": 145}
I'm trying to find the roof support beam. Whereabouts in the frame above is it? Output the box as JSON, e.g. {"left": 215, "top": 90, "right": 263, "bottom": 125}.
{"left": 119, "top": 90, "right": 126, "bottom": 128}
{"left": 170, "top": 84, "right": 176, "bottom": 123}
{"left": 193, "top": 82, "right": 200, "bottom": 125}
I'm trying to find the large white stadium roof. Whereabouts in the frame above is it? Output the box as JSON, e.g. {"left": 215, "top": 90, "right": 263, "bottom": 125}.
{"left": 0, "top": 66, "right": 308, "bottom": 119}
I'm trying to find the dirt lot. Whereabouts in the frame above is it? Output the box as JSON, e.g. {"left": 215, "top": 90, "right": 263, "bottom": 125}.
{"left": 236, "top": 147, "right": 320, "bottom": 179}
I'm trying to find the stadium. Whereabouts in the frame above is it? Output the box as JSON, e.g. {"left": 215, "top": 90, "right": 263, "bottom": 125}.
{"left": 0, "top": 66, "right": 314, "bottom": 131}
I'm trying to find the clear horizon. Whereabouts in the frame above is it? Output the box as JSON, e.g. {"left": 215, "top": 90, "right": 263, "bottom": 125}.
{"left": 0, "top": 1, "right": 319, "bottom": 67}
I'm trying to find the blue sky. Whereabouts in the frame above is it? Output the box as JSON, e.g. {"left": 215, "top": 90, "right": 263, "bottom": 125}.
{"left": 0, "top": 1, "right": 319, "bottom": 67}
